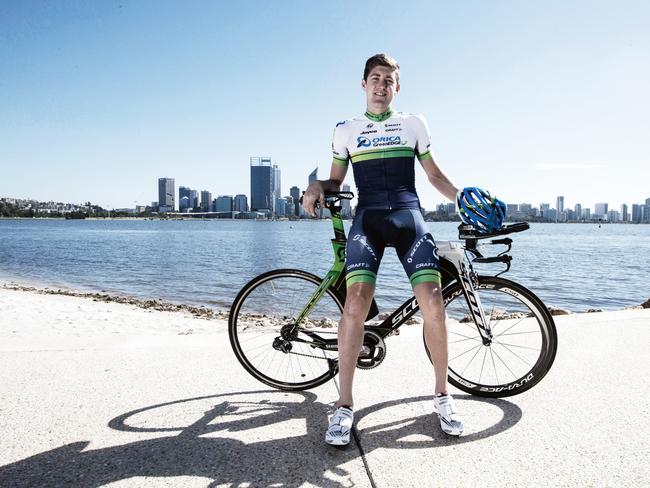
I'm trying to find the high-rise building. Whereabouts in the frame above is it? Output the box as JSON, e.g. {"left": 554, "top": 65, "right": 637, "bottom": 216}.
{"left": 250, "top": 157, "right": 273, "bottom": 212}
{"left": 272, "top": 165, "right": 281, "bottom": 213}
{"left": 189, "top": 190, "right": 199, "bottom": 210}
{"left": 594, "top": 203, "right": 608, "bottom": 219}
{"left": 308, "top": 167, "right": 320, "bottom": 218}
{"left": 574, "top": 204, "right": 582, "bottom": 221}
{"left": 290, "top": 186, "right": 300, "bottom": 216}
{"left": 555, "top": 196, "right": 565, "bottom": 222}
{"left": 179, "top": 186, "right": 192, "bottom": 211}
{"left": 620, "top": 204, "right": 628, "bottom": 222}
{"left": 201, "top": 191, "right": 212, "bottom": 212}
{"left": 284, "top": 196, "right": 294, "bottom": 216}
{"left": 583, "top": 208, "right": 591, "bottom": 220}
{"left": 216, "top": 195, "right": 233, "bottom": 213}
{"left": 507, "top": 204, "right": 518, "bottom": 217}
{"left": 540, "top": 203, "right": 550, "bottom": 217}
{"left": 308, "top": 167, "right": 318, "bottom": 185}
{"left": 519, "top": 203, "right": 532, "bottom": 216}
{"left": 341, "top": 184, "right": 352, "bottom": 217}
{"left": 179, "top": 197, "right": 190, "bottom": 212}
{"left": 158, "top": 178, "right": 175, "bottom": 212}
{"left": 607, "top": 210, "right": 620, "bottom": 222}
{"left": 645, "top": 198, "right": 650, "bottom": 223}
{"left": 234, "top": 194, "right": 248, "bottom": 212}
{"left": 631, "top": 204, "right": 642, "bottom": 223}
{"left": 275, "top": 197, "right": 286, "bottom": 216}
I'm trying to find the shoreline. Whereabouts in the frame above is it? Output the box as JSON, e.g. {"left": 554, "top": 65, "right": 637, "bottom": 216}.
{"left": 0, "top": 282, "right": 229, "bottom": 321}
{"left": 2, "top": 280, "right": 647, "bottom": 317}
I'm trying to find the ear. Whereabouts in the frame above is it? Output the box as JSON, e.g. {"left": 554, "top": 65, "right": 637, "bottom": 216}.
{"left": 395, "top": 82, "right": 401, "bottom": 94}
{"left": 361, "top": 79, "right": 367, "bottom": 91}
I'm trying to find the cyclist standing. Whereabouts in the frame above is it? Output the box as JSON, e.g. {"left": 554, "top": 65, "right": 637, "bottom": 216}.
{"left": 303, "top": 53, "right": 464, "bottom": 445}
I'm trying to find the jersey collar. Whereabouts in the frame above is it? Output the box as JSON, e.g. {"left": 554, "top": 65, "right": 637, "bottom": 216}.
{"left": 364, "top": 108, "right": 393, "bottom": 122}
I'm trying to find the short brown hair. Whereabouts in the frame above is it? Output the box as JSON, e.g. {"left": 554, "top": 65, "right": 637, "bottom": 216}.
{"left": 363, "top": 53, "right": 400, "bottom": 82}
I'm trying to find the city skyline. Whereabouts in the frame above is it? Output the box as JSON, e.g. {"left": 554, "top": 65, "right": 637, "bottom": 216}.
{"left": 1, "top": 2, "right": 649, "bottom": 209}
{"left": 3, "top": 179, "right": 649, "bottom": 223}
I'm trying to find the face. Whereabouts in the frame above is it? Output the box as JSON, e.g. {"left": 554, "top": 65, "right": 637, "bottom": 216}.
{"left": 362, "top": 65, "right": 400, "bottom": 112}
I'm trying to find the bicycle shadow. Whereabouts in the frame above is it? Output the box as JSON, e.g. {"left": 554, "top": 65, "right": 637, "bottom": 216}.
{"left": 0, "top": 390, "right": 522, "bottom": 487}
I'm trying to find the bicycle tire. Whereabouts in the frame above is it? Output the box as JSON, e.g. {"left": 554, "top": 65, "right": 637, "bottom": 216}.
{"left": 229, "top": 269, "right": 343, "bottom": 391}
{"left": 424, "top": 276, "right": 557, "bottom": 398}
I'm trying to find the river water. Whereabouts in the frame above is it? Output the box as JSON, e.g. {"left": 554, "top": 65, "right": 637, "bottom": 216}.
{"left": 1, "top": 219, "right": 648, "bottom": 313}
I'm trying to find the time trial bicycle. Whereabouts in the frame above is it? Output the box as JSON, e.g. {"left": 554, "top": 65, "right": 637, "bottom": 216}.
{"left": 228, "top": 191, "right": 557, "bottom": 398}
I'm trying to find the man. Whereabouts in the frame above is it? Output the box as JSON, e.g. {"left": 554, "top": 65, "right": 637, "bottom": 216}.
{"left": 302, "top": 53, "right": 463, "bottom": 445}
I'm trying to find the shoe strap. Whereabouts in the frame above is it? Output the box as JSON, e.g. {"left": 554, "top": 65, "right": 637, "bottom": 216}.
{"left": 333, "top": 406, "right": 353, "bottom": 420}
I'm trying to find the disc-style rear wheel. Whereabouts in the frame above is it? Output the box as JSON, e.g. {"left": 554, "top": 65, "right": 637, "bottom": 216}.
{"left": 229, "top": 269, "right": 343, "bottom": 391}
{"left": 425, "top": 276, "right": 557, "bottom": 397}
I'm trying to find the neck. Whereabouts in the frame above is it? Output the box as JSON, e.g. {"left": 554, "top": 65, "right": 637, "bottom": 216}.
{"left": 365, "top": 107, "right": 392, "bottom": 122}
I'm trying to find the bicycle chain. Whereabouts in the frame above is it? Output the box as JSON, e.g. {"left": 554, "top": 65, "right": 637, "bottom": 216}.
{"left": 284, "top": 328, "right": 337, "bottom": 361}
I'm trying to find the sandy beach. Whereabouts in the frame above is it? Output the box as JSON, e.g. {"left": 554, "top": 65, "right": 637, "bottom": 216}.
{"left": 1, "top": 285, "right": 649, "bottom": 487}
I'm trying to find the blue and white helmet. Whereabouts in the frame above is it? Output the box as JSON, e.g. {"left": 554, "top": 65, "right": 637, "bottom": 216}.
{"left": 456, "top": 187, "right": 507, "bottom": 233}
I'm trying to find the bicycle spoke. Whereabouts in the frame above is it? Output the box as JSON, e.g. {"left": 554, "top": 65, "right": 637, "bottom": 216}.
{"left": 492, "top": 340, "right": 540, "bottom": 351}
{"left": 490, "top": 347, "right": 519, "bottom": 382}
{"left": 450, "top": 343, "right": 482, "bottom": 362}
{"left": 491, "top": 316, "right": 532, "bottom": 338}
{"left": 494, "top": 330, "right": 540, "bottom": 337}
{"left": 460, "top": 342, "right": 484, "bottom": 376}
{"left": 479, "top": 347, "right": 488, "bottom": 384}
{"left": 449, "top": 336, "right": 481, "bottom": 345}
{"left": 492, "top": 340, "right": 535, "bottom": 368}
{"left": 489, "top": 347, "right": 500, "bottom": 385}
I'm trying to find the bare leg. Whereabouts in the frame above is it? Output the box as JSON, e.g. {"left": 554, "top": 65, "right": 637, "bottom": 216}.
{"left": 413, "top": 282, "right": 448, "bottom": 394}
{"left": 335, "top": 282, "right": 375, "bottom": 408}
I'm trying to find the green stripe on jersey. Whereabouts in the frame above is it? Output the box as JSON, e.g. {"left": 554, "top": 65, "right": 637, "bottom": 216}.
{"left": 332, "top": 156, "right": 349, "bottom": 167}
{"left": 351, "top": 147, "right": 415, "bottom": 164}
{"left": 417, "top": 151, "right": 432, "bottom": 161}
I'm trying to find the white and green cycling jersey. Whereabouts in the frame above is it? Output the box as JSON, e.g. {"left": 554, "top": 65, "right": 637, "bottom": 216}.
{"left": 331, "top": 109, "right": 434, "bottom": 210}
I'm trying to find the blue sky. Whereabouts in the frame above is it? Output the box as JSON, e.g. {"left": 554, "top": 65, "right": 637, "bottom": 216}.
{"left": 1, "top": 0, "right": 648, "bottom": 210}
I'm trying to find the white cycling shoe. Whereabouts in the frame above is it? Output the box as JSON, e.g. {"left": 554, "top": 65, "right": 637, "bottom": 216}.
{"left": 434, "top": 394, "right": 464, "bottom": 436}
{"left": 325, "top": 406, "right": 354, "bottom": 446}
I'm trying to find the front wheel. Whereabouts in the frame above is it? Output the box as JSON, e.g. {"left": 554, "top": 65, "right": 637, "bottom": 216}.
{"left": 229, "top": 269, "right": 343, "bottom": 391}
{"left": 425, "top": 276, "right": 557, "bottom": 397}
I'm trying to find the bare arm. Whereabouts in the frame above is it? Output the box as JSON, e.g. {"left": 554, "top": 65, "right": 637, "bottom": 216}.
{"left": 419, "top": 154, "right": 459, "bottom": 202}
{"left": 302, "top": 164, "right": 348, "bottom": 217}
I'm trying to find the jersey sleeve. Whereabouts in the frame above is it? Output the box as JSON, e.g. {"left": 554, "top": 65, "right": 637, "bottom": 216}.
{"left": 331, "top": 121, "right": 350, "bottom": 167}
{"left": 410, "top": 114, "right": 433, "bottom": 160}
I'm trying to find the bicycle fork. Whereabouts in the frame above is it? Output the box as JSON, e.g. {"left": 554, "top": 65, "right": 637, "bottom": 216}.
{"left": 442, "top": 246, "right": 493, "bottom": 345}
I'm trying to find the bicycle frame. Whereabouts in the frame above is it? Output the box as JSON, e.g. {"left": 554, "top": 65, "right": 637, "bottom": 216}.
{"left": 289, "top": 196, "right": 500, "bottom": 348}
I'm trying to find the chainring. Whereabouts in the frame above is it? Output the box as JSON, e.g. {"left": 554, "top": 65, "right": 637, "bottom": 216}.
{"left": 356, "top": 330, "right": 387, "bottom": 369}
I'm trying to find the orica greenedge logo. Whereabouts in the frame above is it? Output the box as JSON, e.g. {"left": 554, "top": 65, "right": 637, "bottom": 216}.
{"left": 357, "top": 135, "right": 407, "bottom": 148}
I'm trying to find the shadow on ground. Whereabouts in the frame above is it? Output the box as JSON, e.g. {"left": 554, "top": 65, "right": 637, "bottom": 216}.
{"left": 0, "top": 390, "right": 521, "bottom": 487}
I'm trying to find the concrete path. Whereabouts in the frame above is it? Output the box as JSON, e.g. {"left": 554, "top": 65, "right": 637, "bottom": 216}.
{"left": 0, "top": 296, "right": 648, "bottom": 487}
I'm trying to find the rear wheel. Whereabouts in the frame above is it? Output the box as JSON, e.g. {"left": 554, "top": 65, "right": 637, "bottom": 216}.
{"left": 425, "top": 276, "right": 557, "bottom": 397}
{"left": 229, "top": 269, "right": 343, "bottom": 391}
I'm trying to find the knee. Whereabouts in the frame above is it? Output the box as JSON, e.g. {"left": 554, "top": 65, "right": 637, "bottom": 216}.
{"left": 343, "top": 285, "right": 373, "bottom": 322}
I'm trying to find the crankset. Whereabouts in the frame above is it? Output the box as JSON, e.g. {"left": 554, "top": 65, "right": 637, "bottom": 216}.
{"left": 357, "top": 330, "right": 387, "bottom": 370}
